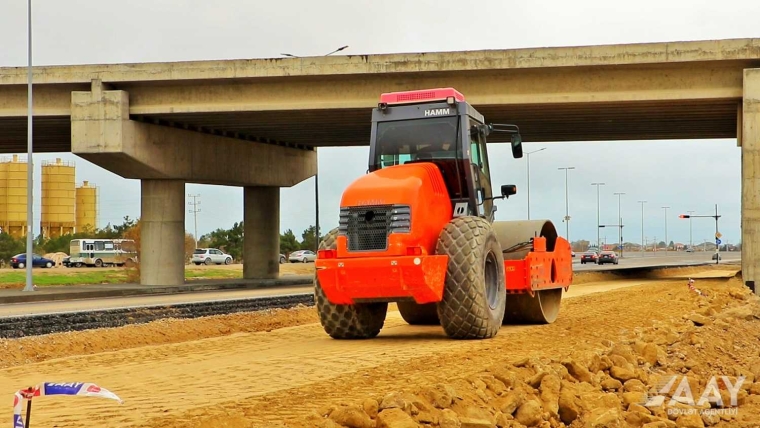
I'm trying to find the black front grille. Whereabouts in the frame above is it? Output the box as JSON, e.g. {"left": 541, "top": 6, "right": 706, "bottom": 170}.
{"left": 339, "top": 205, "right": 410, "bottom": 251}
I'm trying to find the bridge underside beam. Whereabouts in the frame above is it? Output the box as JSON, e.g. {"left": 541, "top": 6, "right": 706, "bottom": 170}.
{"left": 70, "top": 86, "right": 315, "bottom": 187}
{"left": 69, "top": 84, "right": 316, "bottom": 286}
{"left": 0, "top": 98, "right": 741, "bottom": 154}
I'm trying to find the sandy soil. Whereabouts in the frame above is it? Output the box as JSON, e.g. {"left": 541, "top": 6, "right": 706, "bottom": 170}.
{"left": 1, "top": 268, "right": 757, "bottom": 428}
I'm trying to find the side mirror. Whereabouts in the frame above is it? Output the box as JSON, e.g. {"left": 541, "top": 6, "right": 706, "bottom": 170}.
{"left": 501, "top": 184, "right": 517, "bottom": 198}
{"left": 511, "top": 134, "right": 523, "bottom": 158}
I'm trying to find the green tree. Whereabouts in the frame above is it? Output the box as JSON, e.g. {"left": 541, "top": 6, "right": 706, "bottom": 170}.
{"left": 300, "top": 225, "right": 324, "bottom": 251}
{"left": 201, "top": 221, "right": 244, "bottom": 261}
{"left": 669, "top": 240, "right": 675, "bottom": 250}
{"left": 0, "top": 233, "right": 25, "bottom": 263}
{"left": 280, "top": 229, "right": 300, "bottom": 254}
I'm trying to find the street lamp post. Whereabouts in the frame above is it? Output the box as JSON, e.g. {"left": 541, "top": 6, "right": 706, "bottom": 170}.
{"left": 638, "top": 201, "right": 647, "bottom": 253}
{"left": 24, "top": 0, "right": 34, "bottom": 292}
{"left": 558, "top": 167, "right": 575, "bottom": 242}
{"left": 281, "top": 46, "right": 349, "bottom": 251}
{"left": 525, "top": 148, "right": 546, "bottom": 220}
{"left": 662, "top": 206, "right": 670, "bottom": 252}
{"left": 592, "top": 183, "right": 605, "bottom": 251}
{"left": 614, "top": 192, "right": 625, "bottom": 257}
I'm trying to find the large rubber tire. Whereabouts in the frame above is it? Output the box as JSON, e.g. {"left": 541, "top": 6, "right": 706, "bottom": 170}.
{"left": 436, "top": 216, "right": 506, "bottom": 339}
{"left": 315, "top": 228, "right": 388, "bottom": 339}
{"left": 397, "top": 301, "right": 440, "bottom": 325}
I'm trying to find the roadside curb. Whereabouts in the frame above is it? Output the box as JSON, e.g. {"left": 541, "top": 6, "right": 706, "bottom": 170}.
{"left": 0, "top": 276, "right": 314, "bottom": 304}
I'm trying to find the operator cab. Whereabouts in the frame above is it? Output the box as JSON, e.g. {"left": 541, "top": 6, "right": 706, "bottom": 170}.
{"left": 368, "top": 88, "right": 523, "bottom": 221}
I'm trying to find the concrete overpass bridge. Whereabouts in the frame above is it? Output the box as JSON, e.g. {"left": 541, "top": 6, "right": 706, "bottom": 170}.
{"left": 0, "top": 38, "right": 758, "bottom": 291}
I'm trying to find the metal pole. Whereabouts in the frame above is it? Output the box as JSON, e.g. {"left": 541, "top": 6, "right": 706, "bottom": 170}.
{"left": 715, "top": 204, "right": 719, "bottom": 264}
{"left": 24, "top": 396, "right": 32, "bottom": 428}
{"left": 24, "top": 0, "right": 34, "bottom": 293}
{"left": 188, "top": 194, "right": 200, "bottom": 248}
{"left": 527, "top": 154, "right": 531, "bottom": 220}
{"left": 687, "top": 210, "right": 695, "bottom": 249}
{"left": 558, "top": 167, "right": 574, "bottom": 242}
{"left": 640, "top": 202, "right": 644, "bottom": 252}
{"left": 525, "top": 148, "right": 545, "bottom": 220}
{"left": 662, "top": 206, "right": 670, "bottom": 252}
{"left": 315, "top": 149, "right": 320, "bottom": 252}
{"left": 614, "top": 192, "right": 625, "bottom": 258}
{"left": 592, "top": 183, "right": 605, "bottom": 250}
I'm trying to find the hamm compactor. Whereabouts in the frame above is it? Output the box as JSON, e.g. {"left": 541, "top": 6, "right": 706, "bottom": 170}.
{"left": 314, "top": 88, "right": 572, "bottom": 340}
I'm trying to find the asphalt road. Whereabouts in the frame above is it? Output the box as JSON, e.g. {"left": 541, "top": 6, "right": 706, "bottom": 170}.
{"left": 573, "top": 250, "right": 741, "bottom": 271}
{"left": 0, "top": 251, "right": 740, "bottom": 319}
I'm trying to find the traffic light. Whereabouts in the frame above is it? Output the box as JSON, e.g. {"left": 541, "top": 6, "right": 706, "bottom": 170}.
{"left": 679, "top": 214, "right": 690, "bottom": 219}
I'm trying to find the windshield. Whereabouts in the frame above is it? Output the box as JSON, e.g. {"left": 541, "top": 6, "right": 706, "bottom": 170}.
{"left": 374, "top": 116, "right": 459, "bottom": 168}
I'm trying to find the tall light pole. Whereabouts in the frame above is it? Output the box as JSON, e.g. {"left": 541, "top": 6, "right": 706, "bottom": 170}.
{"left": 558, "top": 167, "right": 575, "bottom": 243}
{"left": 687, "top": 210, "right": 695, "bottom": 249}
{"left": 24, "top": 0, "right": 34, "bottom": 292}
{"left": 188, "top": 194, "right": 201, "bottom": 248}
{"left": 638, "top": 201, "right": 647, "bottom": 253}
{"left": 281, "top": 46, "right": 348, "bottom": 251}
{"left": 525, "top": 148, "right": 546, "bottom": 219}
{"left": 662, "top": 206, "right": 670, "bottom": 252}
{"left": 614, "top": 192, "right": 625, "bottom": 257}
{"left": 591, "top": 182, "right": 605, "bottom": 250}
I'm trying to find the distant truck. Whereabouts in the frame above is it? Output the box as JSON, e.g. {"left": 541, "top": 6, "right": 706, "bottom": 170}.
{"left": 66, "top": 238, "right": 138, "bottom": 267}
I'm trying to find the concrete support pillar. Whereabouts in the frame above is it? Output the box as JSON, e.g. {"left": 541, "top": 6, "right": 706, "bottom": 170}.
{"left": 244, "top": 186, "right": 280, "bottom": 279}
{"left": 742, "top": 69, "right": 760, "bottom": 293}
{"left": 141, "top": 179, "right": 186, "bottom": 286}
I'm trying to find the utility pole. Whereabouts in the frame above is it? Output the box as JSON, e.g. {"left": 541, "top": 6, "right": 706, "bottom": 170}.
{"left": 525, "top": 148, "right": 546, "bottom": 220}
{"left": 188, "top": 194, "right": 201, "bottom": 248}
{"left": 638, "top": 201, "right": 647, "bottom": 253}
{"left": 592, "top": 182, "right": 605, "bottom": 250}
{"left": 662, "top": 206, "right": 670, "bottom": 252}
{"left": 614, "top": 192, "right": 625, "bottom": 257}
{"left": 687, "top": 210, "right": 695, "bottom": 249}
{"left": 558, "top": 167, "right": 575, "bottom": 243}
{"left": 23, "top": 0, "right": 34, "bottom": 292}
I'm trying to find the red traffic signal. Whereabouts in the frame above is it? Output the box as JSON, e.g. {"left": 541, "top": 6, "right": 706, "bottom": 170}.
{"left": 679, "top": 214, "right": 690, "bottom": 218}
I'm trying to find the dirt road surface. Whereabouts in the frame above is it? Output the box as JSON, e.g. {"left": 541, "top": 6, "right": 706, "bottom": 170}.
{"left": 1, "top": 266, "right": 758, "bottom": 428}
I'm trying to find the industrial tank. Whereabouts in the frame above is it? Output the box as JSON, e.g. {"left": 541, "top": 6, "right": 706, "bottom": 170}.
{"left": 76, "top": 180, "right": 98, "bottom": 232}
{"left": 40, "top": 158, "right": 76, "bottom": 238}
{"left": 0, "top": 155, "right": 28, "bottom": 238}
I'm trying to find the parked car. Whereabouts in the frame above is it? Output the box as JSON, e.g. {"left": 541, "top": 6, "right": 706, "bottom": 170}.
{"left": 280, "top": 254, "right": 286, "bottom": 264}
{"left": 10, "top": 253, "right": 55, "bottom": 269}
{"left": 571, "top": 251, "right": 576, "bottom": 258}
{"left": 191, "top": 248, "right": 233, "bottom": 265}
{"left": 685, "top": 247, "right": 694, "bottom": 252}
{"left": 580, "top": 251, "right": 598, "bottom": 264}
{"left": 289, "top": 250, "right": 316, "bottom": 263}
{"left": 597, "top": 251, "right": 619, "bottom": 265}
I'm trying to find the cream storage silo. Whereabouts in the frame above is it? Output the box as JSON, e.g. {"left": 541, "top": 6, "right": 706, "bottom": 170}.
{"left": 40, "top": 158, "right": 76, "bottom": 238}
{"left": 76, "top": 180, "right": 98, "bottom": 233}
{"left": 0, "top": 155, "right": 28, "bottom": 238}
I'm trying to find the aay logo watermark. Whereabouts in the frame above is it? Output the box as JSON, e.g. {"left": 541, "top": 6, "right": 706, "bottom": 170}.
{"left": 645, "top": 375, "right": 745, "bottom": 416}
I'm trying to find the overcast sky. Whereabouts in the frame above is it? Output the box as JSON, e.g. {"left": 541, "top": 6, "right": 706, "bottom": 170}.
{"left": 0, "top": 0, "right": 757, "bottom": 246}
